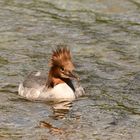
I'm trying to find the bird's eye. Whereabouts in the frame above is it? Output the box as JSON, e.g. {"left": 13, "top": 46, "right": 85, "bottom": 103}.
{"left": 60, "top": 67, "right": 64, "bottom": 72}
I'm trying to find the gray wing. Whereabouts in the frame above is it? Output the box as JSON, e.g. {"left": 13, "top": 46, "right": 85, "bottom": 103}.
{"left": 72, "top": 80, "right": 86, "bottom": 98}
{"left": 23, "top": 71, "right": 47, "bottom": 89}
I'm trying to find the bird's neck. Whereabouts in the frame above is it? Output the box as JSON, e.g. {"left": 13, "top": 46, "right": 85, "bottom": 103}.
{"left": 47, "top": 66, "right": 64, "bottom": 88}
{"left": 47, "top": 67, "right": 74, "bottom": 92}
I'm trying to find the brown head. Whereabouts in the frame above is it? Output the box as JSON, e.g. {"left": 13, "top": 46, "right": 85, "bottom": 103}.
{"left": 47, "top": 46, "right": 78, "bottom": 87}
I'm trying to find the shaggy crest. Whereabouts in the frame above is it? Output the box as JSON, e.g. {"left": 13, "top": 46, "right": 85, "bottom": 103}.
{"left": 50, "top": 46, "right": 73, "bottom": 68}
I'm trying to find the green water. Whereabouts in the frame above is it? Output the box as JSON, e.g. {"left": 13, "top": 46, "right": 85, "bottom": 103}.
{"left": 0, "top": 0, "right": 140, "bottom": 139}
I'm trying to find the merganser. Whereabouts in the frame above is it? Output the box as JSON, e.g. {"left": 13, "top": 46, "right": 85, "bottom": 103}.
{"left": 18, "top": 46, "right": 85, "bottom": 102}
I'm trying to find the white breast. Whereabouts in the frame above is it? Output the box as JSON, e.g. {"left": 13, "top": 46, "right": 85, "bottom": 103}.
{"left": 39, "top": 83, "right": 76, "bottom": 101}
{"left": 18, "top": 83, "right": 76, "bottom": 102}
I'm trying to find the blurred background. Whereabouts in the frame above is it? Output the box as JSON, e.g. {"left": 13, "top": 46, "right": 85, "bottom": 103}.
{"left": 0, "top": 0, "right": 140, "bottom": 139}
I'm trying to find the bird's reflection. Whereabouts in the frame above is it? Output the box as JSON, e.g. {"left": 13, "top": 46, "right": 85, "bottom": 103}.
{"left": 38, "top": 101, "right": 72, "bottom": 133}
{"left": 49, "top": 101, "right": 73, "bottom": 119}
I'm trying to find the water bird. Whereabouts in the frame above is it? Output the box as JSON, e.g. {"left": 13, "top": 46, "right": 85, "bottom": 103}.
{"left": 18, "top": 46, "right": 85, "bottom": 102}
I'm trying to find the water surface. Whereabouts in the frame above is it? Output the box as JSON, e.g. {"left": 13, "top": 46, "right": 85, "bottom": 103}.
{"left": 0, "top": 0, "right": 140, "bottom": 139}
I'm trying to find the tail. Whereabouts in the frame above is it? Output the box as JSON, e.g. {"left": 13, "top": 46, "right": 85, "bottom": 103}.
{"left": 18, "top": 83, "right": 24, "bottom": 96}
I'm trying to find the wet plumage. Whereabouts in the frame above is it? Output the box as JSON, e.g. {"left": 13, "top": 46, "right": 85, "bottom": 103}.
{"left": 18, "top": 46, "right": 85, "bottom": 102}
